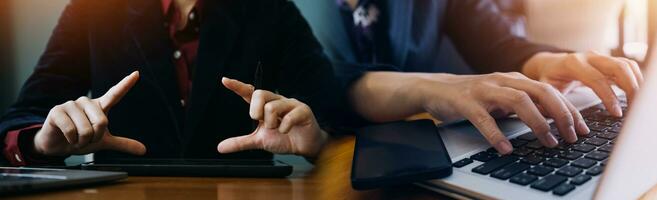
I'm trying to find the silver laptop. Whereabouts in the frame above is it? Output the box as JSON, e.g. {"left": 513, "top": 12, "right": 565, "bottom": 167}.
{"left": 418, "top": 66, "right": 657, "bottom": 199}
{"left": 0, "top": 167, "right": 126, "bottom": 195}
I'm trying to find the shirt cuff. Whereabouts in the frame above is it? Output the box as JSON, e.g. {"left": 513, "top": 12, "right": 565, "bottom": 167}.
{"left": 3, "top": 124, "right": 66, "bottom": 166}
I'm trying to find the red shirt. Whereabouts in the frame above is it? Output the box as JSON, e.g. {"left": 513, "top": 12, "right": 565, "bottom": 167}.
{"left": 2, "top": 0, "right": 202, "bottom": 166}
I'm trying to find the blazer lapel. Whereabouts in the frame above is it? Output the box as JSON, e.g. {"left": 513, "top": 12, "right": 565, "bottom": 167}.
{"left": 125, "top": 0, "right": 185, "bottom": 141}
{"left": 183, "top": 2, "right": 241, "bottom": 146}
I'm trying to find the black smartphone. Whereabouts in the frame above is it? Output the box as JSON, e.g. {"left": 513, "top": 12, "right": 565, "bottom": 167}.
{"left": 351, "top": 120, "right": 453, "bottom": 190}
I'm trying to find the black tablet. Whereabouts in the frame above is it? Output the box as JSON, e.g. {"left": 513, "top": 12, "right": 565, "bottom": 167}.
{"left": 351, "top": 120, "right": 452, "bottom": 190}
{"left": 81, "top": 158, "right": 293, "bottom": 178}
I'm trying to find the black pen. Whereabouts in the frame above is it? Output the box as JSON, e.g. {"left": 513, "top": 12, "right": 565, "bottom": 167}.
{"left": 253, "top": 61, "right": 263, "bottom": 129}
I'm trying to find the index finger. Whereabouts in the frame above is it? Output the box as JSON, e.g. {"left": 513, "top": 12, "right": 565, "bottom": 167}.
{"left": 97, "top": 71, "right": 140, "bottom": 112}
{"left": 221, "top": 77, "right": 255, "bottom": 103}
{"left": 570, "top": 59, "right": 622, "bottom": 117}
{"left": 588, "top": 55, "right": 640, "bottom": 103}
{"left": 464, "top": 104, "right": 513, "bottom": 154}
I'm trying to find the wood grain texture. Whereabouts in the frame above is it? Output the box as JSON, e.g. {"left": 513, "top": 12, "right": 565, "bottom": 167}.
{"left": 6, "top": 114, "right": 448, "bottom": 200}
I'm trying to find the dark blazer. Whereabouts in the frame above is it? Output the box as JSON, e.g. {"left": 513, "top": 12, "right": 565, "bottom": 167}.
{"left": 0, "top": 0, "right": 350, "bottom": 163}
{"left": 294, "top": 0, "right": 567, "bottom": 87}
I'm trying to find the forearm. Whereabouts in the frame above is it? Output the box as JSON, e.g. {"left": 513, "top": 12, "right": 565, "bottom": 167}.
{"left": 348, "top": 72, "right": 447, "bottom": 122}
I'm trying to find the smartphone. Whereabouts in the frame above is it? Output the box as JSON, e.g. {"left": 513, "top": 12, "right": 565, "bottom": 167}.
{"left": 351, "top": 120, "right": 453, "bottom": 190}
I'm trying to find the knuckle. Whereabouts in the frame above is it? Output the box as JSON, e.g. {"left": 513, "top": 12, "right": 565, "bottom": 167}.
{"left": 528, "top": 120, "right": 550, "bottom": 134}
{"left": 470, "top": 113, "right": 494, "bottom": 128}
{"left": 264, "top": 103, "right": 276, "bottom": 114}
{"left": 300, "top": 105, "right": 313, "bottom": 116}
{"left": 565, "top": 53, "right": 581, "bottom": 64}
{"left": 536, "top": 82, "right": 555, "bottom": 93}
{"left": 63, "top": 100, "right": 76, "bottom": 108}
{"left": 95, "top": 116, "right": 109, "bottom": 129}
{"left": 76, "top": 96, "right": 90, "bottom": 102}
{"left": 591, "top": 75, "right": 608, "bottom": 85}
{"left": 62, "top": 124, "right": 76, "bottom": 134}
{"left": 252, "top": 90, "right": 266, "bottom": 100}
{"left": 507, "top": 90, "right": 530, "bottom": 104}
{"left": 50, "top": 106, "right": 62, "bottom": 114}
{"left": 488, "top": 72, "right": 506, "bottom": 81}
{"left": 78, "top": 128, "right": 93, "bottom": 139}
{"left": 626, "top": 59, "right": 640, "bottom": 67}
{"left": 92, "top": 124, "right": 105, "bottom": 134}
{"left": 555, "top": 110, "right": 575, "bottom": 126}
{"left": 508, "top": 72, "right": 525, "bottom": 79}
{"left": 79, "top": 125, "right": 93, "bottom": 134}
{"left": 289, "top": 98, "right": 302, "bottom": 105}
{"left": 472, "top": 80, "right": 493, "bottom": 93}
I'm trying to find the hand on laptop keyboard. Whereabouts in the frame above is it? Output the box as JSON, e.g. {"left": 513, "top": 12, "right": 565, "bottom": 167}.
{"left": 422, "top": 72, "right": 589, "bottom": 154}
{"left": 454, "top": 100, "right": 626, "bottom": 196}
{"left": 522, "top": 52, "right": 642, "bottom": 117}
{"left": 33, "top": 72, "right": 147, "bottom": 157}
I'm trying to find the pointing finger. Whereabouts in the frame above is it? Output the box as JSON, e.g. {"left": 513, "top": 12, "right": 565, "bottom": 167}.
{"left": 464, "top": 103, "right": 513, "bottom": 154}
{"left": 222, "top": 77, "right": 255, "bottom": 103}
{"left": 97, "top": 71, "right": 140, "bottom": 112}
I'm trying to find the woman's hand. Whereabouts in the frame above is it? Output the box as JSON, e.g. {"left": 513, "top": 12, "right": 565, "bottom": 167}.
{"left": 217, "top": 78, "right": 328, "bottom": 158}
{"left": 33, "top": 72, "right": 146, "bottom": 157}
{"left": 420, "top": 72, "right": 589, "bottom": 154}
{"left": 522, "top": 52, "right": 644, "bottom": 117}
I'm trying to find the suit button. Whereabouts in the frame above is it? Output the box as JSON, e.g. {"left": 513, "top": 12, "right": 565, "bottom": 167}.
{"left": 189, "top": 13, "right": 195, "bottom": 20}
{"left": 14, "top": 154, "right": 22, "bottom": 163}
{"left": 173, "top": 50, "right": 182, "bottom": 60}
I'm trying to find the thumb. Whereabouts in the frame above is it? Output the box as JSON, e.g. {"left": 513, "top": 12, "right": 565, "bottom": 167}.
{"left": 221, "top": 77, "right": 255, "bottom": 103}
{"left": 101, "top": 133, "right": 147, "bottom": 155}
{"left": 217, "top": 133, "right": 259, "bottom": 154}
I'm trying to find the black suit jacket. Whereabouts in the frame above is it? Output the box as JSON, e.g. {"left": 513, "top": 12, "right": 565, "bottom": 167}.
{"left": 0, "top": 0, "right": 352, "bottom": 163}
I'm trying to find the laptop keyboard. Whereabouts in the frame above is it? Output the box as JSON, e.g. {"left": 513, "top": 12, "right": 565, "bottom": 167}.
{"left": 452, "top": 100, "right": 627, "bottom": 196}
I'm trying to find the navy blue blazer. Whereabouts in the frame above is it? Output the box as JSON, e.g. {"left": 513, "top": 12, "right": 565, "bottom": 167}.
{"left": 0, "top": 0, "right": 353, "bottom": 164}
{"left": 294, "top": 0, "right": 566, "bottom": 87}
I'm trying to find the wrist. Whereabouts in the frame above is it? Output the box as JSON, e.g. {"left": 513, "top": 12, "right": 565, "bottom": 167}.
{"left": 414, "top": 73, "right": 457, "bottom": 113}
{"left": 521, "top": 52, "right": 569, "bottom": 80}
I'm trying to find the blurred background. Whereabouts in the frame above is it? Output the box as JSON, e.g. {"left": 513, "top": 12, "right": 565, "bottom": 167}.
{"left": 0, "top": 0, "right": 655, "bottom": 115}
{"left": 0, "top": 0, "right": 69, "bottom": 113}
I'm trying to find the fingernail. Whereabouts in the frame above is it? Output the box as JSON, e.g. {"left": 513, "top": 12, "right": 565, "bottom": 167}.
{"left": 613, "top": 104, "right": 623, "bottom": 117}
{"left": 497, "top": 140, "right": 513, "bottom": 154}
{"left": 546, "top": 134, "right": 559, "bottom": 147}
{"left": 568, "top": 125, "right": 577, "bottom": 143}
{"left": 578, "top": 121, "right": 590, "bottom": 135}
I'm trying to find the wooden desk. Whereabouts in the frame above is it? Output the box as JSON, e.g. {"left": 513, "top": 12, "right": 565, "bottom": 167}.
{"left": 6, "top": 136, "right": 449, "bottom": 200}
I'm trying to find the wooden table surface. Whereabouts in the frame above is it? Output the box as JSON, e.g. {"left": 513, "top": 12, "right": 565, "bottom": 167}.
{"left": 6, "top": 112, "right": 657, "bottom": 200}
{"left": 5, "top": 136, "right": 449, "bottom": 200}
